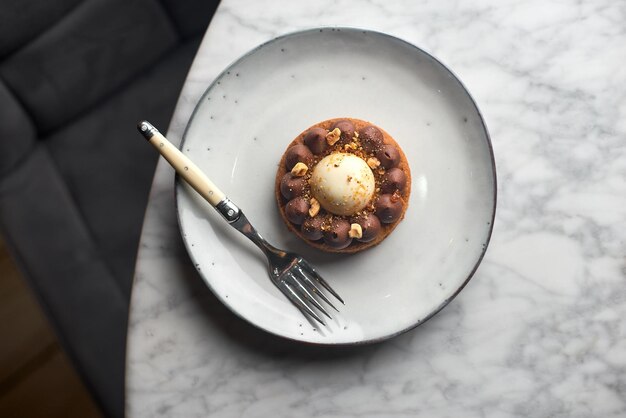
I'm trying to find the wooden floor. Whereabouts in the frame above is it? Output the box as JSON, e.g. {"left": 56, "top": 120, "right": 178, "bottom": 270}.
{"left": 0, "top": 238, "right": 103, "bottom": 418}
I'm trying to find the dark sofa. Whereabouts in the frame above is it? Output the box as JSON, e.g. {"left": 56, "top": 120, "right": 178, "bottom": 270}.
{"left": 0, "top": 1, "right": 219, "bottom": 416}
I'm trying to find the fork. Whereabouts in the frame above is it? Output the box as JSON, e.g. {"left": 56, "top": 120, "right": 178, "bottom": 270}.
{"left": 137, "top": 121, "right": 343, "bottom": 325}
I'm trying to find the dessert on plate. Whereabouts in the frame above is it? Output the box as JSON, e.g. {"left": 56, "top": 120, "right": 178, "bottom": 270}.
{"left": 275, "top": 118, "right": 411, "bottom": 253}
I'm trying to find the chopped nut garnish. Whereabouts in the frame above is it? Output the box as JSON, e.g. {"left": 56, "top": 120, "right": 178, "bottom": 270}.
{"left": 367, "top": 157, "right": 381, "bottom": 169}
{"left": 309, "top": 197, "right": 320, "bottom": 217}
{"left": 326, "top": 128, "right": 341, "bottom": 146}
{"left": 291, "top": 162, "right": 308, "bottom": 176}
{"left": 348, "top": 223, "right": 362, "bottom": 239}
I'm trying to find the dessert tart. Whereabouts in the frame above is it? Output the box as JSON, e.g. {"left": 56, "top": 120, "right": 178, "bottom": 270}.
{"left": 275, "top": 118, "right": 411, "bottom": 253}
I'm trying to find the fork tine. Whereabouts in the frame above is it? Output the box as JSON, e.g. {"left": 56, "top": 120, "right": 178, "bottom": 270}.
{"left": 280, "top": 281, "right": 326, "bottom": 326}
{"left": 286, "top": 272, "right": 332, "bottom": 319}
{"left": 294, "top": 266, "right": 338, "bottom": 312}
{"left": 298, "top": 261, "right": 345, "bottom": 304}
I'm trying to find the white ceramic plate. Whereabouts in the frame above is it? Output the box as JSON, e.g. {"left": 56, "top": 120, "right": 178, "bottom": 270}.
{"left": 177, "top": 28, "right": 496, "bottom": 344}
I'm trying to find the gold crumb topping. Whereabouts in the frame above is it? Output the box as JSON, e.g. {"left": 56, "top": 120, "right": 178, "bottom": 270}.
{"left": 291, "top": 162, "right": 308, "bottom": 177}
{"left": 367, "top": 157, "right": 380, "bottom": 169}
{"left": 309, "top": 197, "right": 320, "bottom": 217}
{"left": 348, "top": 223, "right": 363, "bottom": 239}
{"left": 326, "top": 128, "right": 341, "bottom": 146}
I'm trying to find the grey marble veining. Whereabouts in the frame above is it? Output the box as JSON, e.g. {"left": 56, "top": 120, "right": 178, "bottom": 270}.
{"left": 126, "top": 0, "right": 626, "bottom": 416}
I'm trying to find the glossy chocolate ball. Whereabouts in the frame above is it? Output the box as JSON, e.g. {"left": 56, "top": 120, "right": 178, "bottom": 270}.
{"left": 285, "top": 197, "right": 309, "bottom": 224}
{"left": 355, "top": 213, "right": 382, "bottom": 242}
{"left": 376, "top": 144, "right": 400, "bottom": 168}
{"left": 381, "top": 168, "right": 407, "bottom": 194}
{"left": 330, "top": 120, "right": 355, "bottom": 144}
{"left": 285, "top": 145, "right": 313, "bottom": 170}
{"left": 322, "top": 218, "right": 352, "bottom": 249}
{"left": 375, "top": 194, "right": 403, "bottom": 223}
{"left": 280, "top": 173, "right": 307, "bottom": 200}
{"left": 301, "top": 216, "right": 324, "bottom": 241}
{"left": 359, "top": 125, "right": 383, "bottom": 153}
{"left": 303, "top": 127, "right": 328, "bottom": 154}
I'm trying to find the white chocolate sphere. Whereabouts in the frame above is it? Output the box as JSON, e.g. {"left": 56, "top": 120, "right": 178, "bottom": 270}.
{"left": 310, "top": 153, "right": 375, "bottom": 216}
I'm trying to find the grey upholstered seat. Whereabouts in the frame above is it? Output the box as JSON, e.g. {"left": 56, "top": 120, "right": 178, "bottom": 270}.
{"left": 0, "top": 1, "right": 219, "bottom": 416}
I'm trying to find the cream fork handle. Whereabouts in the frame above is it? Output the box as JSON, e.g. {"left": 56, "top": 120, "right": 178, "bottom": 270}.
{"left": 137, "top": 120, "right": 225, "bottom": 206}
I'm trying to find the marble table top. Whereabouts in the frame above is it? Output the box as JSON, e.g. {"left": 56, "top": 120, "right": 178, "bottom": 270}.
{"left": 126, "top": 0, "right": 626, "bottom": 416}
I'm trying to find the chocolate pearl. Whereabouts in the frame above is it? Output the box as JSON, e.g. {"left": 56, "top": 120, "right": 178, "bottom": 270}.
{"left": 375, "top": 194, "right": 403, "bottom": 223}
{"left": 280, "top": 173, "right": 307, "bottom": 200}
{"left": 323, "top": 218, "right": 352, "bottom": 249}
{"left": 376, "top": 144, "right": 400, "bottom": 168}
{"left": 285, "top": 145, "right": 313, "bottom": 170}
{"left": 359, "top": 125, "right": 383, "bottom": 153}
{"left": 285, "top": 197, "right": 309, "bottom": 224}
{"left": 381, "top": 168, "right": 407, "bottom": 194}
{"left": 303, "top": 127, "right": 328, "bottom": 154}
{"left": 330, "top": 120, "right": 355, "bottom": 143}
{"left": 301, "top": 216, "right": 324, "bottom": 241}
{"left": 355, "top": 213, "right": 382, "bottom": 243}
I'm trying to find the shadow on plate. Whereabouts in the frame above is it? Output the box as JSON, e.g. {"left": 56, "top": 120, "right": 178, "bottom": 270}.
{"left": 176, "top": 184, "right": 435, "bottom": 358}
{"left": 174, "top": 246, "right": 389, "bottom": 361}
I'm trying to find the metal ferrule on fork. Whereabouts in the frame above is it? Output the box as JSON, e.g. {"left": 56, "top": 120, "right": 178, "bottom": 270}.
{"left": 215, "top": 198, "right": 241, "bottom": 223}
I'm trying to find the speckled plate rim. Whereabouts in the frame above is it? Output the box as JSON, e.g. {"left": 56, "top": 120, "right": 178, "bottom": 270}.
{"left": 175, "top": 26, "right": 497, "bottom": 346}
